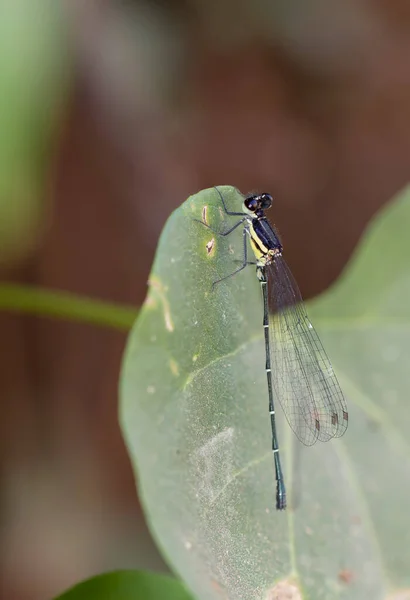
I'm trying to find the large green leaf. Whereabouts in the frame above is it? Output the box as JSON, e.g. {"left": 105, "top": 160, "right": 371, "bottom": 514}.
{"left": 120, "top": 185, "right": 410, "bottom": 599}
{"left": 54, "top": 570, "right": 193, "bottom": 600}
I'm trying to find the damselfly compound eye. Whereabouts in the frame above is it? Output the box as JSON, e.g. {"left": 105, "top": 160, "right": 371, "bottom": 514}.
{"left": 259, "top": 193, "right": 273, "bottom": 210}
{"left": 244, "top": 196, "right": 259, "bottom": 212}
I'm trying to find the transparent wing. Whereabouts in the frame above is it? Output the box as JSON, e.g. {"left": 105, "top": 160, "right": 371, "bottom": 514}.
{"left": 266, "top": 256, "right": 348, "bottom": 446}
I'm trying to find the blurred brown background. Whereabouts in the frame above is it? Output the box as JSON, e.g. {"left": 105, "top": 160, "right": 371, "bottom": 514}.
{"left": 1, "top": 1, "right": 410, "bottom": 598}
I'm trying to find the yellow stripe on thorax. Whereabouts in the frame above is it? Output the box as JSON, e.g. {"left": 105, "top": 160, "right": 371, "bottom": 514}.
{"left": 249, "top": 221, "right": 269, "bottom": 263}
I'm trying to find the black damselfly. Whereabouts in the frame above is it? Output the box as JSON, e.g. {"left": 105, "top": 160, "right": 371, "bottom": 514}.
{"left": 199, "top": 187, "right": 348, "bottom": 510}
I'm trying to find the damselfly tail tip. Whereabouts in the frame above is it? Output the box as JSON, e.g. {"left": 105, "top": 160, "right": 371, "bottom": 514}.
{"left": 276, "top": 483, "right": 287, "bottom": 511}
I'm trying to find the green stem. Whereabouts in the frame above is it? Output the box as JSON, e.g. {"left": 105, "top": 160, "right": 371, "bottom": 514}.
{"left": 0, "top": 283, "right": 138, "bottom": 330}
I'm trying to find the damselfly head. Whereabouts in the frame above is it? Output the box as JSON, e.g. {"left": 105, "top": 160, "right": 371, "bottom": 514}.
{"left": 244, "top": 193, "right": 273, "bottom": 216}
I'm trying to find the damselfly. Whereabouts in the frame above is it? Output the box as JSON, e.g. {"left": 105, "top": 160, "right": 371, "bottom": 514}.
{"left": 199, "top": 187, "right": 348, "bottom": 510}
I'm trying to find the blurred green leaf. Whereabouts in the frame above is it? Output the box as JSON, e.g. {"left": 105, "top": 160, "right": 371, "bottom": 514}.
{"left": 0, "top": 284, "right": 137, "bottom": 329}
{"left": 54, "top": 570, "right": 194, "bottom": 600}
{"left": 0, "top": 0, "right": 70, "bottom": 265}
{"left": 120, "top": 185, "right": 410, "bottom": 599}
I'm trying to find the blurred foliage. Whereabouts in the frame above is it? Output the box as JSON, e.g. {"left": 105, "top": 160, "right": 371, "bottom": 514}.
{"left": 120, "top": 185, "right": 410, "bottom": 599}
{"left": 54, "top": 570, "right": 194, "bottom": 600}
{"left": 0, "top": 283, "right": 137, "bottom": 329}
{"left": 0, "top": 0, "right": 70, "bottom": 266}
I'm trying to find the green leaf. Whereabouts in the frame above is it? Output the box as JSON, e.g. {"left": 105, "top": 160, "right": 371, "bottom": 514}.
{"left": 54, "top": 570, "right": 193, "bottom": 600}
{"left": 120, "top": 185, "right": 410, "bottom": 599}
{"left": 0, "top": 284, "right": 137, "bottom": 329}
{"left": 0, "top": 1, "right": 70, "bottom": 264}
